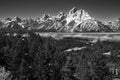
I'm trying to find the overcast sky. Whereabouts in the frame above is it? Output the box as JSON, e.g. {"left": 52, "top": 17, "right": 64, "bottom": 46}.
{"left": 0, "top": 0, "right": 120, "bottom": 21}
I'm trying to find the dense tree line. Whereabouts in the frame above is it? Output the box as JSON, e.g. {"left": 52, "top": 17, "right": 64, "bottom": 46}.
{"left": 0, "top": 32, "right": 120, "bottom": 80}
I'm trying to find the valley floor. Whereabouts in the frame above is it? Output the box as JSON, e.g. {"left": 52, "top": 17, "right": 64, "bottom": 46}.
{"left": 36, "top": 32, "right": 120, "bottom": 41}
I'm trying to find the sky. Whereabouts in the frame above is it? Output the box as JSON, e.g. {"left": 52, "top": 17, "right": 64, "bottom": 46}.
{"left": 0, "top": 0, "right": 120, "bottom": 21}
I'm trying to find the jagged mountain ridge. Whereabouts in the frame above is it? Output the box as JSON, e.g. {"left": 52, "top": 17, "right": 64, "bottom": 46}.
{"left": 0, "top": 7, "right": 120, "bottom": 32}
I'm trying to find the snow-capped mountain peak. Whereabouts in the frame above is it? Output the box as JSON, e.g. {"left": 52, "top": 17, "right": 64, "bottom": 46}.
{"left": 1, "top": 7, "right": 116, "bottom": 32}
{"left": 69, "top": 7, "right": 78, "bottom": 15}
{"left": 41, "top": 14, "right": 51, "bottom": 21}
{"left": 66, "top": 7, "right": 92, "bottom": 25}
{"left": 12, "top": 16, "right": 21, "bottom": 22}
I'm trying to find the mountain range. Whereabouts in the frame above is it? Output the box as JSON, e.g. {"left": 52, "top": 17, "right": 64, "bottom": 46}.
{"left": 0, "top": 7, "right": 120, "bottom": 32}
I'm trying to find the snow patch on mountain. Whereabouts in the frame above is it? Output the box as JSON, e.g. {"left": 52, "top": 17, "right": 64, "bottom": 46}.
{"left": 66, "top": 7, "right": 92, "bottom": 25}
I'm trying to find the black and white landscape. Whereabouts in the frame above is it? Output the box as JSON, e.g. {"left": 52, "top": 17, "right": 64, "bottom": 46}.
{"left": 0, "top": 0, "right": 120, "bottom": 80}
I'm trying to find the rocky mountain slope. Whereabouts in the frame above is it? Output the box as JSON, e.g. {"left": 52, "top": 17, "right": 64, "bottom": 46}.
{"left": 0, "top": 7, "right": 120, "bottom": 32}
